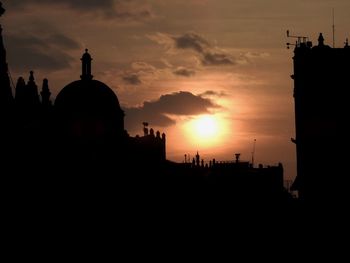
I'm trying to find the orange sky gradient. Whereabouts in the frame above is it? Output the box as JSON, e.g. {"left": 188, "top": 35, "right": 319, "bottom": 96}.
{"left": 2, "top": 0, "right": 350, "bottom": 180}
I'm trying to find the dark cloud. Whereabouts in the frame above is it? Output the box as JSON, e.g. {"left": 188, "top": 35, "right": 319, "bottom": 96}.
{"left": 125, "top": 108, "right": 176, "bottom": 132}
{"left": 7, "top": 47, "right": 72, "bottom": 72}
{"left": 124, "top": 91, "right": 219, "bottom": 132}
{"left": 143, "top": 91, "right": 219, "bottom": 116}
{"left": 202, "top": 52, "right": 235, "bottom": 66}
{"left": 5, "top": 32, "right": 79, "bottom": 71}
{"left": 200, "top": 90, "right": 227, "bottom": 97}
{"left": 130, "top": 61, "right": 158, "bottom": 79}
{"left": 150, "top": 32, "right": 235, "bottom": 66}
{"left": 7, "top": 0, "right": 153, "bottom": 20}
{"left": 119, "top": 61, "right": 159, "bottom": 85}
{"left": 173, "top": 67, "right": 196, "bottom": 77}
{"left": 122, "top": 73, "right": 142, "bottom": 85}
{"left": 47, "top": 34, "right": 81, "bottom": 49}
{"left": 172, "top": 32, "right": 210, "bottom": 53}
{"left": 174, "top": 32, "right": 234, "bottom": 66}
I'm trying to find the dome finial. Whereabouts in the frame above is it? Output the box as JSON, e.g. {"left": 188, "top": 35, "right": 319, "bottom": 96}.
{"left": 81, "top": 49, "right": 93, "bottom": 80}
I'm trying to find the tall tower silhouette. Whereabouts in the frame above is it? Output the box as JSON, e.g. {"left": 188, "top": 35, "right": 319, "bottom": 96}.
{"left": 0, "top": 1, "right": 14, "bottom": 173}
{"left": 291, "top": 33, "right": 350, "bottom": 202}
{"left": 0, "top": 2, "right": 5, "bottom": 17}
{"left": 0, "top": 2, "right": 13, "bottom": 110}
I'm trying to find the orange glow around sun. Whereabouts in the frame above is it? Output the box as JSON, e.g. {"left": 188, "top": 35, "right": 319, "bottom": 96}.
{"left": 194, "top": 115, "right": 219, "bottom": 139}
{"left": 183, "top": 114, "right": 230, "bottom": 148}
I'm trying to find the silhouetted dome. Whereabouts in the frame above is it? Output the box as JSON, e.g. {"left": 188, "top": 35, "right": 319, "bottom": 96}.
{"left": 55, "top": 79, "right": 125, "bottom": 139}
{"left": 55, "top": 50, "right": 125, "bottom": 139}
{"left": 55, "top": 79, "right": 122, "bottom": 115}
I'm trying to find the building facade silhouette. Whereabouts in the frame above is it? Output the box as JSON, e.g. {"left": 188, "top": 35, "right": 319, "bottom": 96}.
{"left": 0, "top": 13, "right": 166, "bottom": 177}
{"left": 1, "top": 2, "right": 292, "bottom": 206}
{"left": 291, "top": 33, "right": 350, "bottom": 202}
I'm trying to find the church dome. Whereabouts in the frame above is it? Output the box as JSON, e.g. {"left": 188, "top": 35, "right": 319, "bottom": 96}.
{"left": 55, "top": 50, "right": 124, "bottom": 138}
{"left": 55, "top": 79, "right": 122, "bottom": 116}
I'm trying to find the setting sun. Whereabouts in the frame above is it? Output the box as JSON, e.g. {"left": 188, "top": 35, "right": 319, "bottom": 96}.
{"left": 194, "top": 115, "right": 219, "bottom": 139}
{"left": 183, "top": 114, "right": 230, "bottom": 149}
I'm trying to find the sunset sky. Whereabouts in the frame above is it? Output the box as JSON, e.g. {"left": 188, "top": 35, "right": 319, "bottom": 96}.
{"left": 2, "top": 0, "right": 350, "bottom": 180}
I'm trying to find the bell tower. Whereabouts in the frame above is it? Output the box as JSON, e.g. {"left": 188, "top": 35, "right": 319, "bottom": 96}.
{"left": 290, "top": 32, "right": 350, "bottom": 202}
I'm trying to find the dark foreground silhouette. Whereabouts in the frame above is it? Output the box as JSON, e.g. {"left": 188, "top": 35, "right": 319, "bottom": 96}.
{"left": 1, "top": 50, "right": 296, "bottom": 215}
{"left": 290, "top": 32, "right": 350, "bottom": 204}
{"left": 1, "top": 3, "right": 300, "bottom": 232}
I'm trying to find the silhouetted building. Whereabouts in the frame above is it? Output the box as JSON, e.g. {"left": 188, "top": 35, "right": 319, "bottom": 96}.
{"left": 55, "top": 49, "right": 126, "bottom": 150}
{"left": 0, "top": 14, "right": 166, "bottom": 175}
{"left": 291, "top": 33, "right": 350, "bottom": 202}
{"left": 0, "top": 24, "right": 13, "bottom": 110}
{"left": 55, "top": 49, "right": 125, "bottom": 138}
{"left": 166, "top": 152, "right": 288, "bottom": 203}
{"left": 0, "top": 11, "right": 15, "bottom": 171}
{"left": 1, "top": 3, "right": 292, "bottom": 208}
{"left": 60, "top": 50, "right": 166, "bottom": 168}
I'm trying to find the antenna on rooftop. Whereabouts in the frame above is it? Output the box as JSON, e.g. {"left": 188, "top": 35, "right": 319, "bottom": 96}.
{"left": 286, "top": 30, "right": 310, "bottom": 49}
{"left": 332, "top": 8, "right": 335, "bottom": 48}
{"left": 251, "top": 139, "right": 256, "bottom": 168}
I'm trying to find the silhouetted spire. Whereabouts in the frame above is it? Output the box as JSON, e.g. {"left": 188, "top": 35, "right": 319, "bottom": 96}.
{"left": 41, "top": 79, "right": 51, "bottom": 106}
{"left": 16, "top": 77, "right": 25, "bottom": 89}
{"left": 345, "top": 38, "right": 349, "bottom": 48}
{"left": 26, "top": 71, "right": 40, "bottom": 106}
{"left": 15, "top": 77, "right": 26, "bottom": 103}
{"left": 81, "top": 49, "right": 93, "bottom": 80}
{"left": 0, "top": 2, "right": 5, "bottom": 17}
{"left": 318, "top": 33, "right": 325, "bottom": 46}
{"left": 28, "top": 71, "right": 35, "bottom": 85}
{"left": 196, "top": 151, "right": 200, "bottom": 167}
{"left": 0, "top": 23, "right": 13, "bottom": 107}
